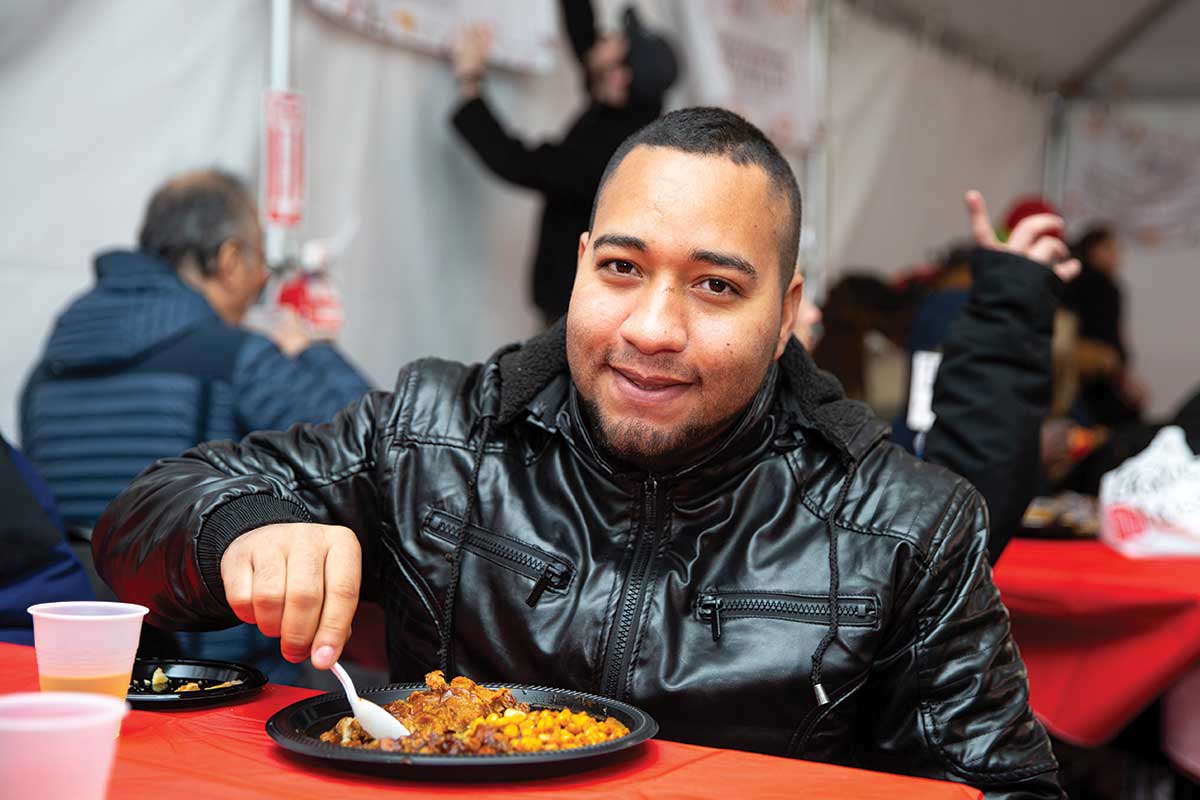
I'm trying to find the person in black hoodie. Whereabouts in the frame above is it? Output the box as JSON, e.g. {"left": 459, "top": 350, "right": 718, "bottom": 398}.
{"left": 450, "top": 1, "right": 678, "bottom": 324}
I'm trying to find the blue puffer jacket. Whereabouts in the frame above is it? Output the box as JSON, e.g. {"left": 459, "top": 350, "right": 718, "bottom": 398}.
{"left": 21, "top": 250, "right": 372, "bottom": 528}
{"left": 19, "top": 250, "right": 372, "bottom": 679}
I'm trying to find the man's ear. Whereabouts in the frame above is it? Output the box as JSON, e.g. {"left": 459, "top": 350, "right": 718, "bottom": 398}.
{"left": 577, "top": 231, "right": 590, "bottom": 266}
{"left": 213, "top": 239, "right": 242, "bottom": 288}
{"left": 775, "top": 270, "right": 804, "bottom": 360}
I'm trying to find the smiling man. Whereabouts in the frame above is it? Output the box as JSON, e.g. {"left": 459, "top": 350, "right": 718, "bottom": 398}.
{"left": 94, "top": 109, "right": 1064, "bottom": 798}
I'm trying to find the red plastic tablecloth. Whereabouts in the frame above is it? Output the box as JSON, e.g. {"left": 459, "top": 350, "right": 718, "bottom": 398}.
{"left": 994, "top": 539, "right": 1200, "bottom": 746}
{"left": 0, "top": 643, "right": 979, "bottom": 799}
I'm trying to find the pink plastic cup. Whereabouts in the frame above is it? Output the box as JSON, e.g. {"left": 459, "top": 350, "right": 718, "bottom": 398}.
{"left": 28, "top": 601, "right": 148, "bottom": 698}
{"left": 0, "top": 691, "right": 128, "bottom": 800}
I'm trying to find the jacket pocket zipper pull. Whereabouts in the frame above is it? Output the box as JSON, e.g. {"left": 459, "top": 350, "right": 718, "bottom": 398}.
{"left": 698, "top": 595, "right": 723, "bottom": 642}
{"left": 526, "top": 562, "right": 568, "bottom": 608}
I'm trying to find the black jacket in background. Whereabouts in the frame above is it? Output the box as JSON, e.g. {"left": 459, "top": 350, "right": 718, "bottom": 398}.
{"left": 451, "top": 0, "right": 659, "bottom": 321}
{"left": 924, "top": 250, "right": 1064, "bottom": 564}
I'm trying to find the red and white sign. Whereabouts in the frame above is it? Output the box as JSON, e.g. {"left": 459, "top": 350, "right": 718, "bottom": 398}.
{"left": 265, "top": 90, "right": 305, "bottom": 227}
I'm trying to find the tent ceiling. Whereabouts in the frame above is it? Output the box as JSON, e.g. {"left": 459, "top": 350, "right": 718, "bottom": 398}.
{"left": 867, "top": 0, "right": 1200, "bottom": 100}
{"left": 1095, "top": 0, "right": 1200, "bottom": 99}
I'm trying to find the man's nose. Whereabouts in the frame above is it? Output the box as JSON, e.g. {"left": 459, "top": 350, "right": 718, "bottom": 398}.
{"left": 618, "top": 279, "right": 687, "bottom": 355}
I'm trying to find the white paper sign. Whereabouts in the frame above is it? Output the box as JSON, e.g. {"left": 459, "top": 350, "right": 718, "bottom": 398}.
{"left": 306, "top": 0, "right": 558, "bottom": 74}
{"left": 679, "top": 0, "right": 815, "bottom": 153}
{"left": 906, "top": 349, "right": 942, "bottom": 435}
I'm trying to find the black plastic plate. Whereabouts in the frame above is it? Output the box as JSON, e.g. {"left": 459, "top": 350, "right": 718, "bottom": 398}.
{"left": 127, "top": 657, "right": 268, "bottom": 709}
{"left": 265, "top": 683, "right": 658, "bottom": 780}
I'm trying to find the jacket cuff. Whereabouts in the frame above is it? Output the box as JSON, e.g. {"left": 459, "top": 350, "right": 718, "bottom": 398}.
{"left": 451, "top": 96, "right": 489, "bottom": 134}
{"left": 970, "top": 248, "right": 1065, "bottom": 333}
{"left": 196, "top": 494, "right": 312, "bottom": 606}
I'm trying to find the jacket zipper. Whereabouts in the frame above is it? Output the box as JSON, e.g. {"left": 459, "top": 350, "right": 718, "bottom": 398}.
{"left": 600, "top": 476, "right": 662, "bottom": 699}
{"left": 696, "top": 592, "right": 878, "bottom": 642}
{"left": 423, "top": 511, "right": 572, "bottom": 607}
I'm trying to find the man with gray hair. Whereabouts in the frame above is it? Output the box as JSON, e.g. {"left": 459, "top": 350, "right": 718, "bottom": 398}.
{"left": 20, "top": 168, "right": 370, "bottom": 678}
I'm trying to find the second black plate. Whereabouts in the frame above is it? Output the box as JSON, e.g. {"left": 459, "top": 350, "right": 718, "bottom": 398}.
{"left": 127, "top": 657, "right": 268, "bottom": 709}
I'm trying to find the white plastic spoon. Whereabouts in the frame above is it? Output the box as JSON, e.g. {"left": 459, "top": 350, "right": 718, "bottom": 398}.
{"left": 329, "top": 661, "right": 410, "bottom": 740}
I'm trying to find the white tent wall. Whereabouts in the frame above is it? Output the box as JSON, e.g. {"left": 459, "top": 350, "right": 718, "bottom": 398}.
{"left": 1, "top": 0, "right": 1139, "bottom": 443}
{"left": 824, "top": 2, "right": 1049, "bottom": 276}
{"left": 0, "top": 0, "right": 670, "bottom": 442}
{"left": 0, "top": 0, "right": 268, "bottom": 442}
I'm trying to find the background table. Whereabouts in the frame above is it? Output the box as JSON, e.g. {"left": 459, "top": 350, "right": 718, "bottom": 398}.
{"left": 994, "top": 539, "right": 1200, "bottom": 747}
{"left": 0, "top": 643, "right": 980, "bottom": 799}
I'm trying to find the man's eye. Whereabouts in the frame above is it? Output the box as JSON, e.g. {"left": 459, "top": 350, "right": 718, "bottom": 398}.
{"left": 605, "top": 260, "right": 637, "bottom": 275}
{"left": 703, "top": 278, "right": 736, "bottom": 295}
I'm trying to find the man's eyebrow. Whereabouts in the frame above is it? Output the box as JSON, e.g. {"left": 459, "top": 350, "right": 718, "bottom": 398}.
{"left": 690, "top": 248, "right": 759, "bottom": 279}
{"left": 592, "top": 233, "right": 648, "bottom": 252}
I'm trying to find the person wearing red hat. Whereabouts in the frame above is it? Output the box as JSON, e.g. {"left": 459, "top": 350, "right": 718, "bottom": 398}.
{"left": 1002, "top": 195, "right": 1065, "bottom": 243}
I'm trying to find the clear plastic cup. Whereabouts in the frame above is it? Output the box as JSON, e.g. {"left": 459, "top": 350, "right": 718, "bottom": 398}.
{"left": 0, "top": 691, "right": 128, "bottom": 800}
{"left": 28, "top": 601, "right": 149, "bottom": 699}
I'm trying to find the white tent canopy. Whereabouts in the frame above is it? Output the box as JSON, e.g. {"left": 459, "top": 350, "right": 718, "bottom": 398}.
{"left": 0, "top": 0, "right": 1196, "bottom": 441}
{"left": 858, "top": 0, "right": 1200, "bottom": 100}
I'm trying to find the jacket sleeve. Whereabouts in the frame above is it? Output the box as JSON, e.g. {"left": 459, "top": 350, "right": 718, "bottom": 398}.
{"left": 92, "top": 389, "right": 393, "bottom": 631}
{"left": 233, "top": 335, "right": 372, "bottom": 434}
{"left": 451, "top": 97, "right": 592, "bottom": 201}
{"left": 858, "top": 486, "right": 1063, "bottom": 799}
{"left": 561, "top": 0, "right": 597, "bottom": 65}
{"left": 922, "top": 250, "right": 1063, "bottom": 564}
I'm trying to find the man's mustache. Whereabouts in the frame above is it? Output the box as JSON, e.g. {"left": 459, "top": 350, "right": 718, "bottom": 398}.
{"left": 604, "top": 350, "right": 699, "bottom": 384}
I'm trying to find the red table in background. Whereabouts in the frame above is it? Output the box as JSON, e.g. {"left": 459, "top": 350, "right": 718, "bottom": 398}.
{"left": 0, "top": 643, "right": 980, "bottom": 800}
{"left": 994, "top": 539, "right": 1200, "bottom": 747}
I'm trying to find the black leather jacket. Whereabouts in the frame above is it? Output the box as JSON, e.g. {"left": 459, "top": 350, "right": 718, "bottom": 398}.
{"left": 94, "top": 323, "right": 1061, "bottom": 798}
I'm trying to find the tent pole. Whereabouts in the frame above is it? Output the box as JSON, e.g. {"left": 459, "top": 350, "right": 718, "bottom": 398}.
{"left": 803, "top": 0, "right": 831, "bottom": 306}
{"left": 1043, "top": 93, "right": 1069, "bottom": 210}
{"left": 265, "top": 0, "right": 292, "bottom": 266}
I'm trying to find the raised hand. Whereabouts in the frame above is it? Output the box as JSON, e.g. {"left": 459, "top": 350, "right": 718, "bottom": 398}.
{"left": 965, "top": 190, "right": 1080, "bottom": 282}
{"left": 452, "top": 22, "right": 494, "bottom": 87}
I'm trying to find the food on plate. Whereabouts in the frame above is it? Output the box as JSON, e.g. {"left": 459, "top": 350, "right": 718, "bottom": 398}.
{"left": 319, "top": 670, "right": 628, "bottom": 754}
{"left": 140, "top": 666, "right": 245, "bottom": 693}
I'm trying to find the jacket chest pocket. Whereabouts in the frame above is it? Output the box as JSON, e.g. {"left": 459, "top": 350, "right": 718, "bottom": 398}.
{"left": 694, "top": 590, "right": 879, "bottom": 642}
{"left": 422, "top": 509, "right": 574, "bottom": 608}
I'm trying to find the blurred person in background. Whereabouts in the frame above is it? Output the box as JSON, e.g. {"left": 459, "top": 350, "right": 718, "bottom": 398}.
{"left": 0, "top": 432, "right": 93, "bottom": 645}
{"left": 19, "top": 168, "right": 370, "bottom": 680}
{"left": 813, "top": 194, "right": 1078, "bottom": 564}
{"left": 450, "top": 1, "right": 678, "bottom": 325}
{"left": 1065, "top": 225, "right": 1146, "bottom": 427}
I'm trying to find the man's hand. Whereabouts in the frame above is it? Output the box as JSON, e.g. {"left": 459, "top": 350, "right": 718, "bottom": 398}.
{"left": 268, "top": 308, "right": 314, "bottom": 358}
{"left": 220, "top": 523, "right": 362, "bottom": 670}
{"left": 965, "top": 190, "right": 1080, "bottom": 282}
{"left": 452, "top": 23, "right": 493, "bottom": 100}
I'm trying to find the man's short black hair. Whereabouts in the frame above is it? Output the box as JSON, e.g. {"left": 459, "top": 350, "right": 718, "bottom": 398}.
{"left": 138, "top": 169, "right": 257, "bottom": 275}
{"left": 590, "top": 107, "right": 802, "bottom": 289}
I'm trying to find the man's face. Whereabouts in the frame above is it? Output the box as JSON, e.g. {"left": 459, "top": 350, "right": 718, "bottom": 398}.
{"left": 566, "top": 146, "right": 801, "bottom": 469}
{"left": 228, "top": 217, "right": 269, "bottom": 322}
{"left": 587, "top": 35, "right": 631, "bottom": 107}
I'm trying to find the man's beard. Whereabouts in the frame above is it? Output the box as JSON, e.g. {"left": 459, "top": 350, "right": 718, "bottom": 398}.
{"left": 576, "top": 390, "right": 746, "bottom": 473}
